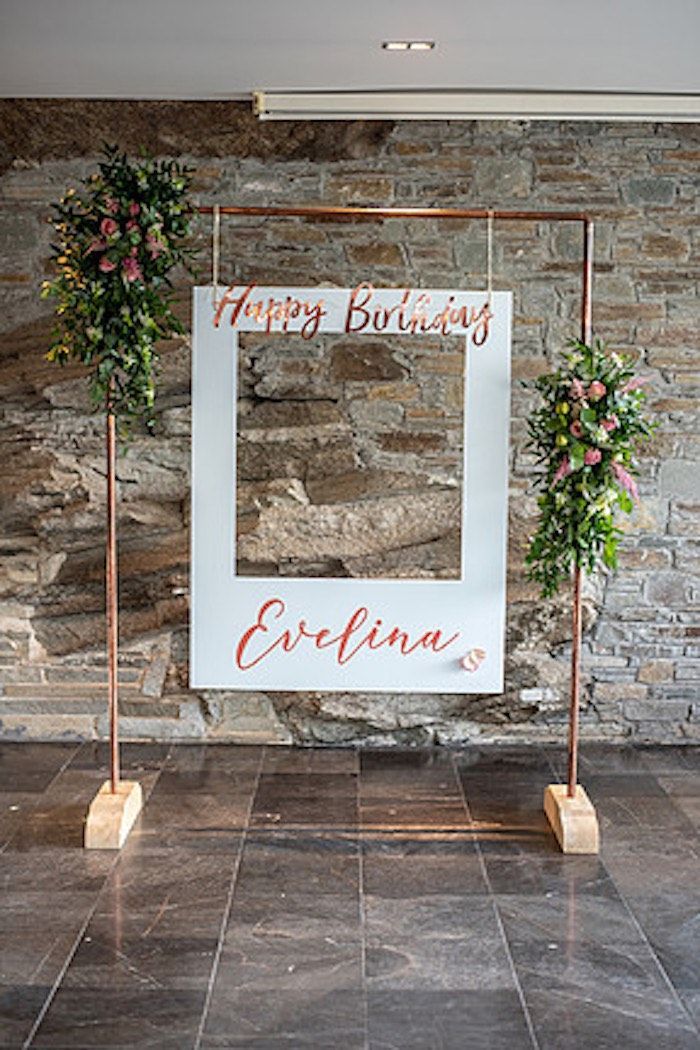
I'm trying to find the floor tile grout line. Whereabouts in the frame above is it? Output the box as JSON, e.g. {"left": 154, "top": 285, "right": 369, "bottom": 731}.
{"left": 579, "top": 747, "right": 700, "bottom": 1035}
{"left": 597, "top": 783, "right": 700, "bottom": 1037}
{"left": 610, "top": 894, "right": 700, "bottom": 1037}
{"left": 0, "top": 741, "right": 82, "bottom": 856}
{"left": 654, "top": 770, "right": 700, "bottom": 839}
{"left": 450, "top": 753, "right": 542, "bottom": 1050}
{"left": 539, "top": 741, "right": 700, "bottom": 1037}
{"left": 21, "top": 741, "right": 175, "bottom": 1049}
{"left": 192, "top": 744, "right": 267, "bottom": 1050}
{"left": 541, "top": 744, "right": 563, "bottom": 783}
{"left": 356, "top": 748, "right": 370, "bottom": 1050}
{"left": 21, "top": 893, "right": 106, "bottom": 1049}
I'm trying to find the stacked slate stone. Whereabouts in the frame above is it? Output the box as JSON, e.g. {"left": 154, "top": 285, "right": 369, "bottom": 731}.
{"left": 0, "top": 101, "right": 697, "bottom": 745}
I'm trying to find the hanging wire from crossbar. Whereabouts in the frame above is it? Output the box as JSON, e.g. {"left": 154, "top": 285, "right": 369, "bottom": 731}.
{"left": 211, "top": 203, "right": 221, "bottom": 306}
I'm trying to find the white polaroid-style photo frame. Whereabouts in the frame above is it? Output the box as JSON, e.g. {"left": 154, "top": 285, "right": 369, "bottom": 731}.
{"left": 191, "top": 285, "right": 512, "bottom": 693}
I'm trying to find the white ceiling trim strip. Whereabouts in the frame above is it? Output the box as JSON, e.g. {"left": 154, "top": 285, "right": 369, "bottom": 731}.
{"left": 254, "top": 90, "right": 700, "bottom": 122}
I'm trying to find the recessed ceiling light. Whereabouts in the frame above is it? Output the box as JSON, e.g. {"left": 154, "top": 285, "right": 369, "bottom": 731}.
{"left": 382, "top": 40, "right": 435, "bottom": 51}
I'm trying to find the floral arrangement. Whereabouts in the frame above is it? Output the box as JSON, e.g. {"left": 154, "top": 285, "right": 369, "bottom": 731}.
{"left": 42, "top": 145, "right": 195, "bottom": 433}
{"left": 526, "top": 339, "right": 655, "bottom": 597}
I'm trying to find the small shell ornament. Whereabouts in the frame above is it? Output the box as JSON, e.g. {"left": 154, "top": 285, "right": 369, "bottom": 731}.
{"left": 460, "top": 648, "right": 486, "bottom": 673}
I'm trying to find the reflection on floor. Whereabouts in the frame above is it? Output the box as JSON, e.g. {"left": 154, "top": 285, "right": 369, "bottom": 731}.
{"left": 0, "top": 742, "right": 699, "bottom": 1049}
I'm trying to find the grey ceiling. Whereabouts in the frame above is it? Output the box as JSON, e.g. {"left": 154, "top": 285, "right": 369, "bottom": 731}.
{"left": 1, "top": 0, "right": 698, "bottom": 99}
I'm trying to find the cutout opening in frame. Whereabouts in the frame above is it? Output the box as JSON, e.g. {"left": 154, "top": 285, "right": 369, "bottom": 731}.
{"left": 234, "top": 328, "right": 466, "bottom": 581}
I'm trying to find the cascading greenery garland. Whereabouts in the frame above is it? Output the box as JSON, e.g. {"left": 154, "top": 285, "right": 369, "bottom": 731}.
{"left": 526, "top": 339, "right": 655, "bottom": 597}
{"left": 42, "top": 145, "right": 195, "bottom": 434}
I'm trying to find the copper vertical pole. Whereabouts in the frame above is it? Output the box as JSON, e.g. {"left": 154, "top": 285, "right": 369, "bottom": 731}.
{"left": 581, "top": 220, "right": 594, "bottom": 344}
{"left": 106, "top": 389, "right": 120, "bottom": 794}
{"left": 567, "top": 565, "right": 583, "bottom": 797}
{"left": 567, "top": 219, "right": 594, "bottom": 798}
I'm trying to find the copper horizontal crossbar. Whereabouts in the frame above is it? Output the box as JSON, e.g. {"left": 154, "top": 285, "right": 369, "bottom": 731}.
{"left": 197, "top": 204, "right": 589, "bottom": 222}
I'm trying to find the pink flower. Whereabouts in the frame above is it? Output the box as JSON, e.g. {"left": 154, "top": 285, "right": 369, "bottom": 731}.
{"left": 104, "top": 197, "right": 119, "bottom": 214}
{"left": 569, "top": 420, "right": 584, "bottom": 439}
{"left": 86, "top": 238, "right": 106, "bottom": 254}
{"left": 129, "top": 202, "right": 140, "bottom": 216}
{"left": 569, "top": 378, "right": 586, "bottom": 401}
{"left": 552, "top": 456, "right": 571, "bottom": 487}
{"left": 98, "top": 256, "right": 116, "bottom": 273}
{"left": 145, "top": 233, "right": 163, "bottom": 259}
{"left": 620, "top": 375, "right": 651, "bottom": 394}
{"left": 100, "top": 217, "right": 118, "bottom": 237}
{"left": 612, "top": 461, "right": 639, "bottom": 502}
{"left": 601, "top": 415, "right": 619, "bottom": 432}
{"left": 584, "top": 448, "right": 602, "bottom": 466}
{"left": 121, "top": 256, "right": 143, "bottom": 282}
{"left": 126, "top": 219, "right": 139, "bottom": 232}
{"left": 587, "top": 380, "right": 606, "bottom": 401}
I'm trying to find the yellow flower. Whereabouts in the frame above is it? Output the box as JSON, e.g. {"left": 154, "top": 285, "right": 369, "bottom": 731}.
{"left": 46, "top": 345, "right": 68, "bottom": 362}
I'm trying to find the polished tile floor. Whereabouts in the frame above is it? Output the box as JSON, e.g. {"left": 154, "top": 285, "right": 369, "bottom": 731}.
{"left": 0, "top": 742, "right": 699, "bottom": 1049}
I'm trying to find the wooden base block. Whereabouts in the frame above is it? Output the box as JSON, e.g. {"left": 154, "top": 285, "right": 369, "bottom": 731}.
{"left": 84, "top": 780, "right": 143, "bottom": 850}
{"left": 544, "top": 784, "right": 600, "bottom": 854}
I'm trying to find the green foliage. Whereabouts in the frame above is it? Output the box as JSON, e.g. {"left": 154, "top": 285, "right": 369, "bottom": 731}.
{"left": 526, "top": 339, "right": 655, "bottom": 597}
{"left": 42, "top": 145, "right": 196, "bottom": 435}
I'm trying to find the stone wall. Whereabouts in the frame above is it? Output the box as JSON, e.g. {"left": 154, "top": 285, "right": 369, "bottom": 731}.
{"left": 0, "top": 101, "right": 698, "bottom": 745}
